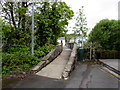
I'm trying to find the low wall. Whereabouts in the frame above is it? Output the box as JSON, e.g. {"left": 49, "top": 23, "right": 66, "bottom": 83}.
{"left": 32, "top": 45, "right": 62, "bottom": 72}
{"left": 62, "top": 44, "right": 78, "bottom": 80}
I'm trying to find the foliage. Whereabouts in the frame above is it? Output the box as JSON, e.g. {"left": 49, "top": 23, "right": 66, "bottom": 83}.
{"left": 1, "top": 2, "right": 31, "bottom": 30}
{"left": 34, "top": 44, "right": 54, "bottom": 58}
{"left": 35, "top": 2, "right": 74, "bottom": 46}
{"left": 89, "top": 19, "right": 120, "bottom": 51}
{"left": 1, "top": 1, "right": 74, "bottom": 48}
{"left": 2, "top": 19, "right": 31, "bottom": 52}
{"left": 2, "top": 45, "right": 54, "bottom": 76}
{"left": 1, "top": 1, "right": 73, "bottom": 77}
{"left": 66, "top": 33, "right": 80, "bottom": 43}
{"left": 74, "top": 6, "right": 88, "bottom": 47}
{"left": 65, "top": 33, "right": 75, "bottom": 43}
{"left": 2, "top": 52, "right": 38, "bottom": 76}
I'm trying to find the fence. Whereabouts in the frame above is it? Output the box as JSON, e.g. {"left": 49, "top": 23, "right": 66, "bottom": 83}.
{"left": 81, "top": 49, "right": 120, "bottom": 59}
{"left": 96, "top": 50, "right": 120, "bottom": 59}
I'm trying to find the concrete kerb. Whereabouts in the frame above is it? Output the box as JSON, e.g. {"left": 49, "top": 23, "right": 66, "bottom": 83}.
{"left": 62, "top": 44, "right": 78, "bottom": 80}
{"left": 31, "top": 45, "right": 63, "bottom": 73}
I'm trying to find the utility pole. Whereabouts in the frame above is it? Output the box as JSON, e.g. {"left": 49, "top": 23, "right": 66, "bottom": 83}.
{"left": 31, "top": 2, "right": 34, "bottom": 55}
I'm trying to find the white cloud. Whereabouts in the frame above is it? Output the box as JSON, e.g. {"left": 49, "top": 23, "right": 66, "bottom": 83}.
{"left": 63, "top": 0, "right": 119, "bottom": 34}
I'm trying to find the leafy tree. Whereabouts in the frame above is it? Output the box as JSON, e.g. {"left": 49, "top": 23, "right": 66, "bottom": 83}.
{"left": 35, "top": 1, "right": 74, "bottom": 46}
{"left": 1, "top": 1, "right": 74, "bottom": 77}
{"left": 74, "top": 6, "right": 88, "bottom": 47}
{"left": 1, "top": 1, "right": 74, "bottom": 51}
{"left": 35, "top": 2, "right": 52, "bottom": 47}
{"left": 50, "top": 2, "right": 74, "bottom": 45}
{"left": 0, "top": 2, "right": 31, "bottom": 30}
{"left": 89, "top": 19, "right": 120, "bottom": 51}
{"left": 1, "top": 1, "right": 32, "bottom": 50}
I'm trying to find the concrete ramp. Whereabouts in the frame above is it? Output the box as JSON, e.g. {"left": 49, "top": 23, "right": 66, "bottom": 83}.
{"left": 36, "top": 46, "right": 71, "bottom": 79}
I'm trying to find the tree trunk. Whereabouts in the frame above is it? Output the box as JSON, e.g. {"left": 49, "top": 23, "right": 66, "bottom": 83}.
{"left": 9, "top": 2, "right": 16, "bottom": 29}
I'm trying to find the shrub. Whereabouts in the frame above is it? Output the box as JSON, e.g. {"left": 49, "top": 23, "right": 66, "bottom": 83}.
{"left": 2, "top": 44, "right": 54, "bottom": 77}
{"left": 7, "top": 45, "right": 30, "bottom": 53}
{"left": 2, "top": 53, "right": 40, "bottom": 76}
{"left": 34, "top": 44, "right": 54, "bottom": 57}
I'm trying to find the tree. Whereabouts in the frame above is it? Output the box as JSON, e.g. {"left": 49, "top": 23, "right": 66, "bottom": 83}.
{"left": 89, "top": 19, "right": 120, "bottom": 51}
{"left": 1, "top": 1, "right": 32, "bottom": 50}
{"left": 35, "top": 1, "right": 74, "bottom": 46}
{"left": 0, "top": 2, "right": 31, "bottom": 30}
{"left": 1, "top": 1, "right": 74, "bottom": 51}
{"left": 74, "top": 6, "right": 88, "bottom": 47}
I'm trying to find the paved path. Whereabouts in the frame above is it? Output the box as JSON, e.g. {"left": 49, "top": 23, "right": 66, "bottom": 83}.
{"left": 99, "top": 59, "right": 119, "bottom": 71}
{"left": 36, "top": 46, "right": 71, "bottom": 79}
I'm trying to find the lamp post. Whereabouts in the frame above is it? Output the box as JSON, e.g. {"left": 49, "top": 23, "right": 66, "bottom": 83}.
{"left": 31, "top": 2, "right": 34, "bottom": 55}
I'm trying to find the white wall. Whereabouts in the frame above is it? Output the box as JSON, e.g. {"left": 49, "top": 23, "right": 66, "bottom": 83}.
{"left": 57, "top": 40, "right": 65, "bottom": 46}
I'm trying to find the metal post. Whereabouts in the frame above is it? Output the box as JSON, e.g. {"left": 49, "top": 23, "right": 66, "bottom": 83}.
{"left": 90, "top": 42, "right": 92, "bottom": 60}
{"left": 82, "top": 34, "right": 83, "bottom": 48}
{"left": 31, "top": 2, "right": 34, "bottom": 55}
{"left": 79, "top": 32, "right": 81, "bottom": 47}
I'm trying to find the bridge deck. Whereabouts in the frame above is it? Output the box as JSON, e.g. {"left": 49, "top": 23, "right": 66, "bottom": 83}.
{"left": 36, "top": 46, "right": 72, "bottom": 79}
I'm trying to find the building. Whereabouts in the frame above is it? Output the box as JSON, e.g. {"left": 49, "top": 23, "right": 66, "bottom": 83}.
{"left": 69, "top": 36, "right": 87, "bottom": 47}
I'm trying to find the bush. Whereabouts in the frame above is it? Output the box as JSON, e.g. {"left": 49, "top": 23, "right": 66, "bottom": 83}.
{"left": 34, "top": 44, "right": 54, "bottom": 58}
{"left": 2, "top": 53, "right": 40, "bottom": 76}
{"left": 2, "top": 44, "right": 54, "bottom": 77}
{"left": 7, "top": 45, "right": 30, "bottom": 53}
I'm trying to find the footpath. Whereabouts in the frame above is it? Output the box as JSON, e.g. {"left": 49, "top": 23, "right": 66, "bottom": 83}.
{"left": 10, "top": 46, "right": 72, "bottom": 88}
{"left": 99, "top": 59, "right": 119, "bottom": 71}
{"left": 36, "top": 46, "right": 72, "bottom": 79}
{"left": 99, "top": 59, "right": 120, "bottom": 79}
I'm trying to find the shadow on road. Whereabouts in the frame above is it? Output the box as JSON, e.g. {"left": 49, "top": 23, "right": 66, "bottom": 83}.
{"left": 3, "top": 74, "right": 66, "bottom": 88}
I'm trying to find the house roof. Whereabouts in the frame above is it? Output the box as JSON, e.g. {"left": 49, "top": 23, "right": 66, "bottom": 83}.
{"left": 70, "top": 36, "right": 81, "bottom": 40}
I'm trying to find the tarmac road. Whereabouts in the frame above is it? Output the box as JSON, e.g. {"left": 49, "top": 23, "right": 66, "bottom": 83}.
{"left": 5, "top": 62, "right": 119, "bottom": 89}
{"left": 66, "top": 62, "right": 119, "bottom": 88}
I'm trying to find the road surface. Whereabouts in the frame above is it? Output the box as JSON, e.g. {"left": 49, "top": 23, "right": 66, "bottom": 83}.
{"left": 5, "top": 62, "right": 119, "bottom": 88}
{"left": 66, "top": 62, "right": 119, "bottom": 88}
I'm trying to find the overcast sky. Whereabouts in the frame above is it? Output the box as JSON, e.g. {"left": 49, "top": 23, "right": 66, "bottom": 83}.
{"left": 63, "top": 0, "right": 119, "bottom": 34}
